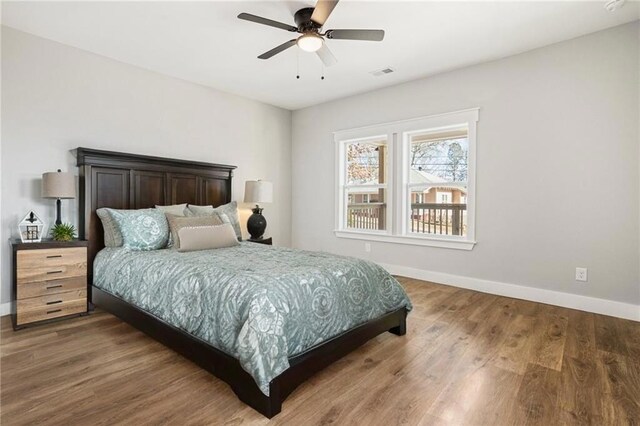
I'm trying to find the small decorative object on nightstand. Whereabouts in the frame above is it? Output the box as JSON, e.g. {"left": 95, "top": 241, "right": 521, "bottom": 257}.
{"left": 247, "top": 237, "right": 273, "bottom": 246}
{"left": 244, "top": 180, "right": 273, "bottom": 240}
{"left": 10, "top": 238, "right": 88, "bottom": 330}
{"left": 50, "top": 223, "right": 77, "bottom": 242}
{"left": 42, "top": 169, "right": 76, "bottom": 225}
{"left": 18, "top": 211, "right": 45, "bottom": 243}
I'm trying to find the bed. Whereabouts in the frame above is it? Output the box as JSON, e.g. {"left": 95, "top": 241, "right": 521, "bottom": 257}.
{"left": 77, "top": 147, "right": 411, "bottom": 418}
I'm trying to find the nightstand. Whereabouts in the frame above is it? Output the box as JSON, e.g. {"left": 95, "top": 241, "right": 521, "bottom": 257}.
{"left": 10, "top": 239, "right": 88, "bottom": 330}
{"left": 247, "top": 237, "right": 272, "bottom": 246}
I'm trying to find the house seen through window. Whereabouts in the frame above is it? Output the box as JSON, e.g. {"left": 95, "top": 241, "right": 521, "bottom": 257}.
{"left": 407, "top": 127, "right": 469, "bottom": 237}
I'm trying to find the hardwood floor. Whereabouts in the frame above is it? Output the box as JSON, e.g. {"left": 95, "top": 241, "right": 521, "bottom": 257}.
{"left": 1, "top": 277, "right": 639, "bottom": 425}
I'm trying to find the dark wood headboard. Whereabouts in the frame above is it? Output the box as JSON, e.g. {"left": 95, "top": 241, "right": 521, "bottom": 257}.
{"left": 76, "top": 147, "right": 236, "bottom": 286}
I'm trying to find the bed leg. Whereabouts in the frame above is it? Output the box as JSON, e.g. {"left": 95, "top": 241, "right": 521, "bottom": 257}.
{"left": 264, "top": 382, "right": 282, "bottom": 418}
{"left": 266, "top": 397, "right": 282, "bottom": 419}
{"left": 233, "top": 381, "right": 282, "bottom": 418}
{"left": 389, "top": 309, "right": 407, "bottom": 336}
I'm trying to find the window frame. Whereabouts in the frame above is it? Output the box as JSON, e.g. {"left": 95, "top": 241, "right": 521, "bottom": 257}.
{"left": 335, "top": 108, "right": 478, "bottom": 251}
{"left": 336, "top": 133, "right": 393, "bottom": 235}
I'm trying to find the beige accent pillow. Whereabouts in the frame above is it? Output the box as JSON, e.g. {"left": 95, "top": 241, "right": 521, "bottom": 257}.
{"left": 155, "top": 204, "right": 187, "bottom": 216}
{"left": 165, "top": 214, "right": 223, "bottom": 249}
{"left": 185, "top": 202, "right": 242, "bottom": 240}
{"left": 177, "top": 224, "right": 240, "bottom": 252}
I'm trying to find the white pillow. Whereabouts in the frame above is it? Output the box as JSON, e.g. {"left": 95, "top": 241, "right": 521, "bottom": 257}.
{"left": 177, "top": 223, "right": 240, "bottom": 252}
{"left": 155, "top": 203, "right": 187, "bottom": 216}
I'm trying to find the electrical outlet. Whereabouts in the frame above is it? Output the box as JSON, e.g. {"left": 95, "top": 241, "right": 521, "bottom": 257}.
{"left": 575, "top": 267, "right": 588, "bottom": 282}
{"left": 364, "top": 243, "right": 371, "bottom": 253}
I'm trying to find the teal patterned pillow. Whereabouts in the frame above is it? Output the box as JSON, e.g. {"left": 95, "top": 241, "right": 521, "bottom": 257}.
{"left": 185, "top": 201, "right": 242, "bottom": 240}
{"left": 104, "top": 208, "right": 169, "bottom": 250}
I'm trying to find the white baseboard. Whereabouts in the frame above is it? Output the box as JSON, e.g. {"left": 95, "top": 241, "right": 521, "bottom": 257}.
{"left": 0, "top": 302, "right": 12, "bottom": 317}
{"left": 380, "top": 263, "right": 640, "bottom": 322}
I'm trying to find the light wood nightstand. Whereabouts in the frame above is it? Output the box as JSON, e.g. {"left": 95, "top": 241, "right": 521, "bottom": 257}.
{"left": 10, "top": 239, "right": 88, "bottom": 330}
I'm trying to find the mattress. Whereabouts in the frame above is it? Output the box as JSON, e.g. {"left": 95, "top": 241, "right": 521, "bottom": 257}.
{"left": 93, "top": 242, "right": 412, "bottom": 395}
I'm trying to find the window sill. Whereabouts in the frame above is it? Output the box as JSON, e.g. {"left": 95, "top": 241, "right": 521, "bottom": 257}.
{"left": 334, "top": 230, "right": 476, "bottom": 251}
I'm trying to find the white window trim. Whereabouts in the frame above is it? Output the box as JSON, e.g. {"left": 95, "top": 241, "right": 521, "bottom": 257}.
{"left": 335, "top": 133, "right": 393, "bottom": 234}
{"left": 333, "top": 229, "right": 476, "bottom": 250}
{"left": 334, "top": 108, "right": 479, "bottom": 251}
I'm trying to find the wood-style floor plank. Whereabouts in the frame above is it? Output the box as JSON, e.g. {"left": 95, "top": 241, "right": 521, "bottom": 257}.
{"left": 1, "top": 276, "right": 639, "bottom": 425}
{"left": 493, "top": 314, "right": 537, "bottom": 375}
{"left": 515, "top": 363, "right": 561, "bottom": 425}
{"left": 595, "top": 314, "right": 631, "bottom": 357}
{"left": 558, "top": 354, "right": 603, "bottom": 425}
{"left": 564, "top": 309, "right": 597, "bottom": 359}
{"left": 597, "top": 350, "right": 640, "bottom": 425}
{"left": 530, "top": 307, "right": 568, "bottom": 371}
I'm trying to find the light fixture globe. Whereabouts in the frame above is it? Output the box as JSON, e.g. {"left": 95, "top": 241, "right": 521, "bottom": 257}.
{"left": 297, "top": 33, "right": 323, "bottom": 52}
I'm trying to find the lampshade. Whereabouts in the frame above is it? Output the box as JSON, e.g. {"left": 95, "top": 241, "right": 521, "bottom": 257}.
{"left": 244, "top": 180, "right": 273, "bottom": 204}
{"left": 41, "top": 170, "right": 76, "bottom": 199}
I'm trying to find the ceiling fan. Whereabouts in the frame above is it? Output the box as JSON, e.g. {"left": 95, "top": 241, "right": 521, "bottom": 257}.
{"left": 237, "top": 0, "right": 385, "bottom": 67}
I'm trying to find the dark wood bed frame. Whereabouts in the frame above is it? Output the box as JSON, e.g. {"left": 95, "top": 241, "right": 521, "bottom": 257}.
{"left": 76, "top": 147, "right": 407, "bottom": 418}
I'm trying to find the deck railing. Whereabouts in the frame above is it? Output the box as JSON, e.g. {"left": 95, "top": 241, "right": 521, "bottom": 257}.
{"left": 347, "top": 203, "right": 386, "bottom": 230}
{"left": 346, "top": 202, "right": 467, "bottom": 236}
{"left": 410, "top": 203, "right": 466, "bottom": 236}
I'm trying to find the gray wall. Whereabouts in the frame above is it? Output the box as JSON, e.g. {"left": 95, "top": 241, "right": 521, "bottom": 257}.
{"left": 292, "top": 22, "right": 640, "bottom": 305}
{"left": 2, "top": 22, "right": 638, "bottom": 311}
{"left": 1, "top": 27, "right": 292, "bottom": 305}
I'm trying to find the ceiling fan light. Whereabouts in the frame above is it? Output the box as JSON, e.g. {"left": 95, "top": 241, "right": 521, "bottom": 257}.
{"left": 297, "top": 34, "right": 323, "bottom": 52}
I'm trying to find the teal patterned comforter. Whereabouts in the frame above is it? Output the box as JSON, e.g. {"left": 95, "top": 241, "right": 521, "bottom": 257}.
{"left": 93, "top": 243, "right": 412, "bottom": 395}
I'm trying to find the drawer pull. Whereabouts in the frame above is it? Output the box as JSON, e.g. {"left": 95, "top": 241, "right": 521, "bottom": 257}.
{"left": 46, "top": 284, "right": 63, "bottom": 290}
{"left": 46, "top": 255, "right": 63, "bottom": 258}
{"left": 46, "top": 270, "right": 63, "bottom": 275}
{"left": 46, "top": 300, "right": 63, "bottom": 305}
{"left": 47, "top": 309, "right": 62, "bottom": 314}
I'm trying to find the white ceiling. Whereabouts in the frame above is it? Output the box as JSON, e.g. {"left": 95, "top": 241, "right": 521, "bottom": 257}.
{"left": 2, "top": 1, "right": 638, "bottom": 110}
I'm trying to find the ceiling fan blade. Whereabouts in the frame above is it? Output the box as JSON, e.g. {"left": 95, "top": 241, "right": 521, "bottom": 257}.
{"left": 258, "top": 39, "right": 297, "bottom": 60}
{"left": 316, "top": 44, "right": 337, "bottom": 67}
{"left": 325, "top": 29, "right": 385, "bottom": 41}
{"left": 238, "top": 13, "right": 298, "bottom": 32}
{"left": 311, "top": 0, "right": 339, "bottom": 26}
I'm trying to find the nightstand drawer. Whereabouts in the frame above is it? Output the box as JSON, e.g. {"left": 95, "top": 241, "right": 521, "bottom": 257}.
{"left": 17, "top": 247, "right": 86, "bottom": 270}
{"left": 17, "top": 276, "right": 86, "bottom": 299}
{"left": 17, "top": 263, "right": 87, "bottom": 284}
{"left": 16, "top": 297, "right": 87, "bottom": 325}
{"left": 17, "top": 289, "right": 86, "bottom": 310}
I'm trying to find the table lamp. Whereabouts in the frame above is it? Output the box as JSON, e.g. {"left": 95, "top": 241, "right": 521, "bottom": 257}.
{"left": 42, "top": 169, "right": 76, "bottom": 225}
{"left": 244, "top": 180, "right": 273, "bottom": 240}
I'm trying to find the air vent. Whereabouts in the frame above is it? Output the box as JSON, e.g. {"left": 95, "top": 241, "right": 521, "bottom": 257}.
{"left": 370, "top": 67, "right": 395, "bottom": 77}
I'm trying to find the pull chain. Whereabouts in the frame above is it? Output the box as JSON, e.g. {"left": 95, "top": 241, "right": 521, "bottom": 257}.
{"left": 296, "top": 50, "right": 300, "bottom": 80}
{"left": 321, "top": 61, "right": 325, "bottom": 80}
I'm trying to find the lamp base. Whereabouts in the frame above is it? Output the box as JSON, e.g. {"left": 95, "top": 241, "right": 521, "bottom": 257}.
{"left": 55, "top": 198, "right": 62, "bottom": 225}
{"left": 247, "top": 205, "right": 267, "bottom": 240}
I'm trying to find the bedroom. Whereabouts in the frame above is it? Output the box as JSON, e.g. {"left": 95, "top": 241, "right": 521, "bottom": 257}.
{"left": 1, "top": 0, "right": 639, "bottom": 424}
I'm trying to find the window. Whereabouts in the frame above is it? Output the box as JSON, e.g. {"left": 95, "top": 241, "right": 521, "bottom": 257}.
{"left": 407, "top": 127, "right": 468, "bottom": 237}
{"left": 437, "top": 192, "right": 452, "bottom": 204}
{"left": 335, "top": 108, "right": 478, "bottom": 250}
{"left": 339, "top": 138, "right": 389, "bottom": 232}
